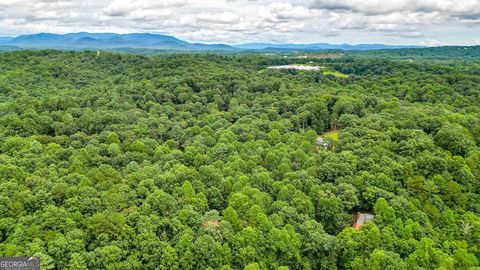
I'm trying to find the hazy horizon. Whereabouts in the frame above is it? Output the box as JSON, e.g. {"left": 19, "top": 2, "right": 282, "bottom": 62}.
{"left": 0, "top": 32, "right": 437, "bottom": 46}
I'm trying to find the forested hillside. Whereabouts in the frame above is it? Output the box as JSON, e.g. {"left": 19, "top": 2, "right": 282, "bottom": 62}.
{"left": 0, "top": 50, "right": 479, "bottom": 269}
{"left": 347, "top": 46, "right": 480, "bottom": 60}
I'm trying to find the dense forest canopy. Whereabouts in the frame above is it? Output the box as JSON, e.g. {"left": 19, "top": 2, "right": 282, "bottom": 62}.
{"left": 0, "top": 50, "right": 479, "bottom": 269}
{"left": 345, "top": 46, "right": 480, "bottom": 60}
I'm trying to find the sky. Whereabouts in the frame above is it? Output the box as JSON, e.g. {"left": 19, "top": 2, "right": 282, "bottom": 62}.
{"left": 0, "top": 0, "right": 479, "bottom": 45}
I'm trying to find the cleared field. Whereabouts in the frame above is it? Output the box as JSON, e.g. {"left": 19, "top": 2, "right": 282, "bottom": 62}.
{"left": 323, "top": 129, "right": 340, "bottom": 140}
{"left": 323, "top": 70, "right": 349, "bottom": 78}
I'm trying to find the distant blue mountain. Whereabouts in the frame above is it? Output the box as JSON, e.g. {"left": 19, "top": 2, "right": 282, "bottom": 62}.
{"left": 0, "top": 36, "right": 13, "bottom": 43}
{"left": 1, "top": 32, "right": 234, "bottom": 51}
{"left": 9, "top": 33, "right": 73, "bottom": 46}
{"left": 64, "top": 32, "right": 120, "bottom": 40}
{"left": 0, "top": 32, "right": 425, "bottom": 51}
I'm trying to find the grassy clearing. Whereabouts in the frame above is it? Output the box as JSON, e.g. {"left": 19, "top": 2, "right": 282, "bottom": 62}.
{"left": 322, "top": 70, "right": 349, "bottom": 78}
{"left": 323, "top": 130, "right": 340, "bottom": 140}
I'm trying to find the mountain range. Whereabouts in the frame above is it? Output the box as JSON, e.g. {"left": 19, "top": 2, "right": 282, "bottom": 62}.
{"left": 0, "top": 32, "right": 425, "bottom": 51}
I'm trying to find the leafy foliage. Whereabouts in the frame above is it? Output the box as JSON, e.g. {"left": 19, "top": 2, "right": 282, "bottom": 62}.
{"left": 0, "top": 50, "right": 479, "bottom": 269}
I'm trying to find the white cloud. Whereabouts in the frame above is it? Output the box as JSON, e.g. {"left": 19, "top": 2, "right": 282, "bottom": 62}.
{"left": 259, "top": 3, "right": 313, "bottom": 22}
{"left": 309, "top": 0, "right": 480, "bottom": 16}
{"left": 193, "top": 12, "right": 241, "bottom": 24}
{"left": 420, "top": 38, "right": 450, "bottom": 46}
{"left": 0, "top": 0, "right": 478, "bottom": 45}
{"left": 103, "top": 0, "right": 187, "bottom": 17}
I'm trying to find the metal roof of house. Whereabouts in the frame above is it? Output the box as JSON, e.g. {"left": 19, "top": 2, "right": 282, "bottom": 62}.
{"left": 353, "top": 212, "right": 375, "bottom": 229}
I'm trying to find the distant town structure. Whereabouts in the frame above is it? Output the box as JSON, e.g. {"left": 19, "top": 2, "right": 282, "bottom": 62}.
{"left": 353, "top": 212, "right": 375, "bottom": 229}
{"left": 267, "top": 65, "right": 322, "bottom": 71}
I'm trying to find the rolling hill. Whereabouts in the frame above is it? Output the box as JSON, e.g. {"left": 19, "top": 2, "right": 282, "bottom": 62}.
{"left": 0, "top": 32, "right": 425, "bottom": 52}
{"left": 0, "top": 32, "right": 232, "bottom": 51}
